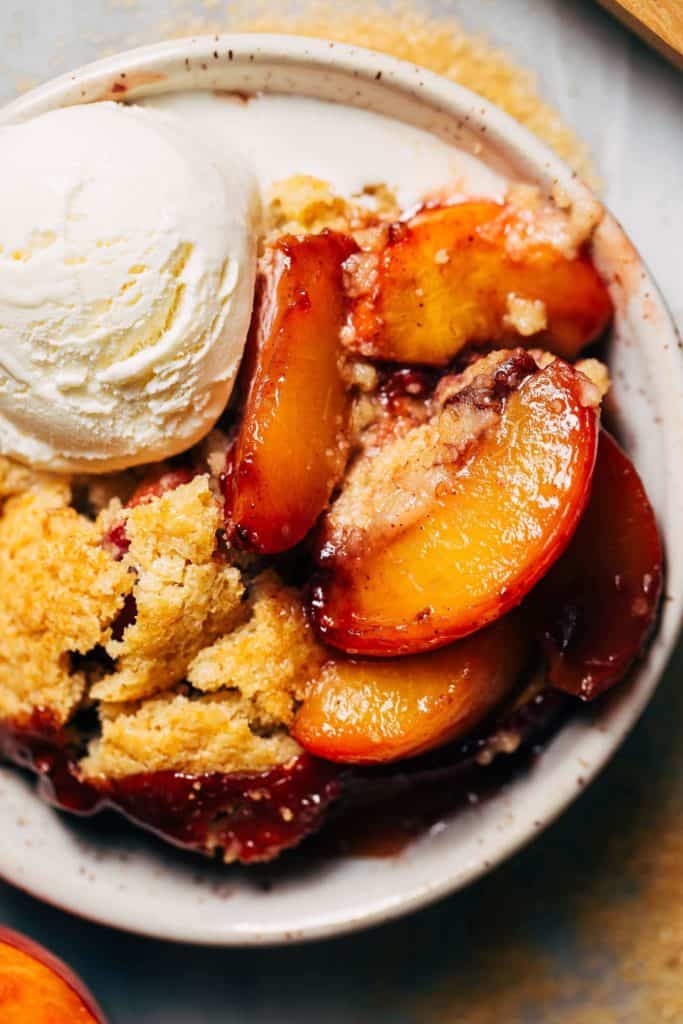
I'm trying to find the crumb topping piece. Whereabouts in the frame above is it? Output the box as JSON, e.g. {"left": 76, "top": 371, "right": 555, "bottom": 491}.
{"left": 0, "top": 461, "right": 329, "bottom": 778}
{"left": 264, "top": 174, "right": 399, "bottom": 241}
{"left": 188, "top": 570, "right": 325, "bottom": 728}
{"left": 326, "top": 350, "right": 533, "bottom": 559}
{"left": 91, "top": 477, "right": 244, "bottom": 704}
{"left": 83, "top": 571, "right": 324, "bottom": 779}
{"left": 0, "top": 485, "right": 131, "bottom": 724}
{"left": 81, "top": 688, "right": 302, "bottom": 780}
{"left": 503, "top": 293, "right": 548, "bottom": 336}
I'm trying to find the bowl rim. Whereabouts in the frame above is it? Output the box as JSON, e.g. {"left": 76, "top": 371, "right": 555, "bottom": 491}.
{"left": 0, "top": 32, "right": 681, "bottom": 946}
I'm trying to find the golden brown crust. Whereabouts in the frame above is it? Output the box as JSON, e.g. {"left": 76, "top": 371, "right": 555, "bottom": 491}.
{"left": 0, "top": 465, "right": 324, "bottom": 775}
{"left": 264, "top": 174, "right": 399, "bottom": 242}
{"left": 91, "top": 477, "right": 245, "bottom": 704}
{"left": 0, "top": 484, "right": 131, "bottom": 724}
{"left": 82, "top": 568, "right": 323, "bottom": 778}
{"left": 0, "top": 455, "right": 63, "bottom": 505}
{"left": 80, "top": 688, "right": 302, "bottom": 780}
{"left": 188, "top": 570, "right": 326, "bottom": 728}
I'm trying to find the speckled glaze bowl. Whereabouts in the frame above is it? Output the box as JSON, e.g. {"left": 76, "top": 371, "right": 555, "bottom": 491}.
{"left": 0, "top": 34, "right": 680, "bottom": 945}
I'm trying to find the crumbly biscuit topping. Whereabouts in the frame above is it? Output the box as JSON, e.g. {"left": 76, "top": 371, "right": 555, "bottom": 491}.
{"left": 188, "top": 570, "right": 325, "bottom": 729}
{"left": 264, "top": 174, "right": 399, "bottom": 242}
{"left": 0, "top": 455, "right": 58, "bottom": 505}
{"left": 92, "top": 477, "right": 245, "bottom": 704}
{"left": 503, "top": 294, "right": 548, "bottom": 336}
{"left": 0, "top": 483, "right": 131, "bottom": 724}
{"left": 81, "top": 687, "right": 302, "bottom": 780}
{"left": 505, "top": 184, "right": 604, "bottom": 261}
{"left": 0, "top": 458, "right": 327, "bottom": 775}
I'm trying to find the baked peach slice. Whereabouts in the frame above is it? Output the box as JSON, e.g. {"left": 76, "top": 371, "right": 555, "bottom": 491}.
{"left": 0, "top": 929, "right": 106, "bottom": 1023}
{"left": 533, "top": 430, "right": 662, "bottom": 700}
{"left": 293, "top": 612, "right": 529, "bottom": 764}
{"left": 227, "top": 230, "right": 357, "bottom": 553}
{"left": 312, "top": 352, "right": 600, "bottom": 656}
{"left": 348, "top": 200, "right": 613, "bottom": 365}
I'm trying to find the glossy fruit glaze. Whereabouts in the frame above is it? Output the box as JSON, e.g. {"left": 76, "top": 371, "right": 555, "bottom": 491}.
{"left": 0, "top": 712, "right": 342, "bottom": 863}
{"left": 533, "top": 430, "right": 663, "bottom": 699}
{"left": 293, "top": 611, "right": 530, "bottom": 763}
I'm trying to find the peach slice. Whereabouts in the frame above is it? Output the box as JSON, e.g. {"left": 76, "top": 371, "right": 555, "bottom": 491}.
{"left": 227, "top": 230, "right": 357, "bottom": 553}
{"left": 533, "top": 430, "right": 662, "bottom": 700}
{"left": 312, "top": 355, "right": 600, "bottom": 656}
{"left": 0, "top": 929, "right": 106, "bottom": 1024}
{"left": 348, "top": 201, "right": 613, "bottom": 365}
{"left": 293, "top": 612, "right": 529, "bottom": 764}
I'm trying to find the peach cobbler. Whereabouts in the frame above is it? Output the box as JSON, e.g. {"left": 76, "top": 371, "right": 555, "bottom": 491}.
{"left": 0, "top": 100, "right": 661, "bottom": 864}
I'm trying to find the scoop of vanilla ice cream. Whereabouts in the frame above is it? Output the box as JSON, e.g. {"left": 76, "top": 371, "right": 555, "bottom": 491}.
{"left": 0, "top": 101, "right": 259, "bottom": 472}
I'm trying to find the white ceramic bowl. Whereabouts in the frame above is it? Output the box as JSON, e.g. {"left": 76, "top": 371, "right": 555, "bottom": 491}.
{"left": 0, "top": 34, "right": 681, "bottom": 946}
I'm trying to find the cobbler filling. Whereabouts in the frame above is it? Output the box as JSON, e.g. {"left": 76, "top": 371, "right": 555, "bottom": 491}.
{"left": 0, "top": 178, "right": 662, "bottom": 864}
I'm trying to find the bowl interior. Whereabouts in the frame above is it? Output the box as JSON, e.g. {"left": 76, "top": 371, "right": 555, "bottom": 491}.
{"left": 0, "top": 34, "right": 681, "bottom": 945}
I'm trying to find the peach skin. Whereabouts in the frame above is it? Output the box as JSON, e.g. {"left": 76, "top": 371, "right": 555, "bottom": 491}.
{"left": 533, "top": 430, "right": 662, "bottom": 700}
